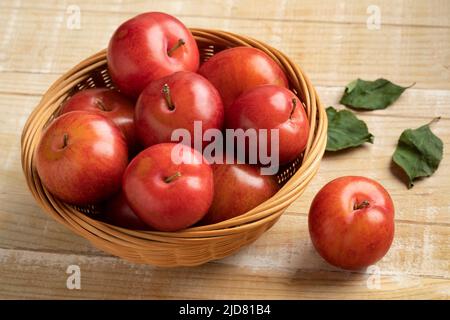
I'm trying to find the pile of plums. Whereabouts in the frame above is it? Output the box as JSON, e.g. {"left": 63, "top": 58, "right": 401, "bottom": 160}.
{"left": 35, "top": 12, "right": 310, "bottom": 232}
{"left": 35, "top": 11, "right": 396, "bottom": 271}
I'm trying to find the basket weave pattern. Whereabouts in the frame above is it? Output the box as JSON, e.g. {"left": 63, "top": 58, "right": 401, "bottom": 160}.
{"left": 21, "top": 29, "right": 327, "bottom": 266}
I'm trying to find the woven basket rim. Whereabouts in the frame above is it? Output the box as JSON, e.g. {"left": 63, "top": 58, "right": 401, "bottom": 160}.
{"left": 21, "top": 28, "right": 327, "bottom": 265}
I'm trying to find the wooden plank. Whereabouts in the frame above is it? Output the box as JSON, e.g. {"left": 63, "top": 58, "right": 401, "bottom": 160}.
{"left": 0, "top": 248, "right": 448, "bottom": 299}
{"left": 317, "top": 86, "right": 450, "bottom": 119}
{"left": 223, "top": 215, "right": 450, "bottom": 279}
{"left": 1, "top": 101, "right": 450, "bottom": 275}
{"left": 1, "top": 73, "right": 449, "bottom": 119}
{"left": 0, "top": 72, "right": 59, "bottom": 96}
{"left": 1, "top": 196, "right": 449, "bottom": 278}
{"left": 304, "top": 114, "right": 450, "bottom": 226}
{"left": 1, "top": 0, "right": 450, "bottom": 28}
{"left": 1, "top": 93, "right": 450, "bottom": 225}
{"left": 0, "top": 96, "right": 449, "bottom": 275}
{"left": 0, "top": 0, "right": 449, "bottom": 299}
{"left": 0, "top": 6, "right": 449, "bottom": 89}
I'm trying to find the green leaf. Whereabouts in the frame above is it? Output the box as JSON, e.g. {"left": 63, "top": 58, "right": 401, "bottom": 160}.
{"left": 392, "top": 118, "right": 443, "bottom": 188}
{"left": 340, "top": 78, "right": 412, "bottom": 110}
{"left": 326, "top": 106, "right": 374, "bottom": 151}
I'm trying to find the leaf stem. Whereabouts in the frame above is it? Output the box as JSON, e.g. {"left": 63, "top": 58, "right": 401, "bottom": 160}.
{"left": 406, "top": 82, "right": 416, "bottom": 89}
{"left": 428, "top": 116, "right": 441, "bottom": 126}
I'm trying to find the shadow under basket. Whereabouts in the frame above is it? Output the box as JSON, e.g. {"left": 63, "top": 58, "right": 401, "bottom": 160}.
{"left": 21, "top": 29, "right": 327, "bottom": 267}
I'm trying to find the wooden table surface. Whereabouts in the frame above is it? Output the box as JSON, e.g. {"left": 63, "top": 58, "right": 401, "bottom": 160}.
{"left": 0, "top": 0, "right": 449, "bottom": 299}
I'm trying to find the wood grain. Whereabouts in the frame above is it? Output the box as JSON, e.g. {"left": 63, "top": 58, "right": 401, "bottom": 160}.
{"left": 0, "top": 3, "right": 449, "bottom": 89}
{"left": 0, "top": 248, "right": 448, "bottom": 299}
{"left": 0, "top": 0, "right": 449, "bottom": 299}
{"left": 2, "top": 0, "right": 450, "bottom": 27}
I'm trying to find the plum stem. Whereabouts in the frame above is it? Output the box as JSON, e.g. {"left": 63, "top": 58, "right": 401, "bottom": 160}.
{"left": 162, "top": 84, "right": 175, "bottom": 111}
{"left": 62, "top": 133, "right": 69, "bottom": 149}
{"left": 164, "top": 171, "right": 181, "bottom": 183}
{"left": 167, "top": 38, "right": 185, "bottom": 57}
{"left": 289, "top": 98, "right": 297, "bottom": 119}
{"left": 353, "top": 200, "right": 370, "bottom": 210}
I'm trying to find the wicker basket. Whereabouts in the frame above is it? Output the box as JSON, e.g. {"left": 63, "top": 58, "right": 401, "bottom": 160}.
{"left": 21, "top": 29, "right": 327, "bottom": 267}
